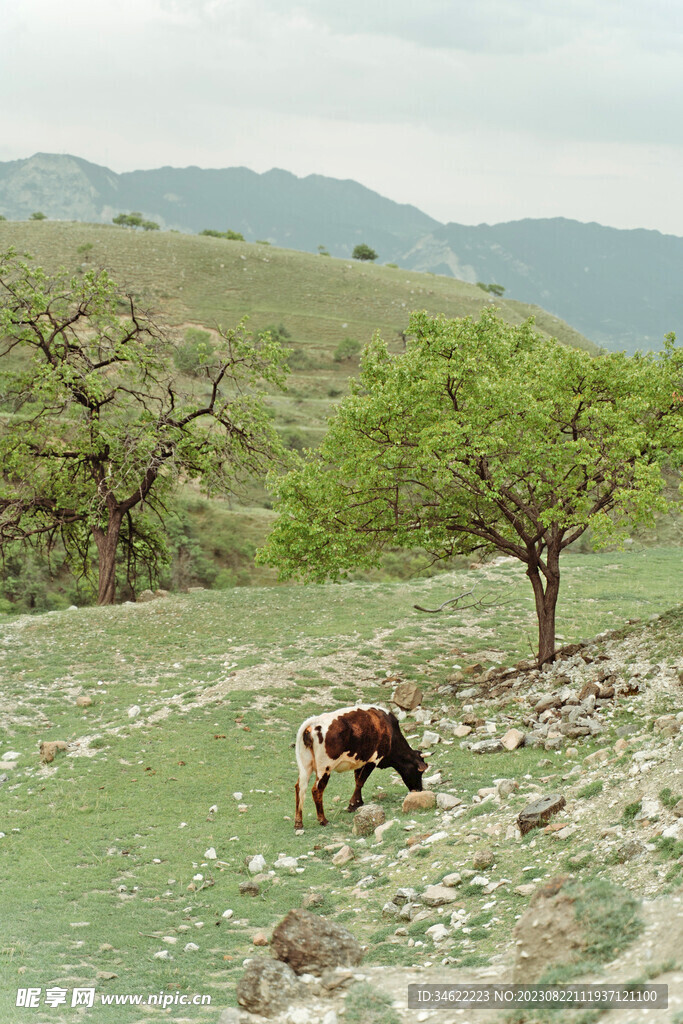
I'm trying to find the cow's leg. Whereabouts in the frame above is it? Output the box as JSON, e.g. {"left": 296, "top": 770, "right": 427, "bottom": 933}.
{"left": 294, "top": 755, "right": 314, "bottom": 830}
{"left": 311, "top": 771, "right": 331, "bottom": 826}
{"left": 347, "top": 763, "right": 375, "bottom": 812}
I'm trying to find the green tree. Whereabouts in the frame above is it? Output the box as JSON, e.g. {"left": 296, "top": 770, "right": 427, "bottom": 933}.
{"left": 29, "top": 212, "right": 47, "bottom": 221}
{"left": 112, "top": 212, "right": 144, "bottom": 228}
{"left": 0, "top": 250, "right": 289, "bottom": 604}
{"left": 352, "top": 243, "right": 378, "bottom": 262}
{"left": 260, "top": 310, "right": 683, "bottom": 665}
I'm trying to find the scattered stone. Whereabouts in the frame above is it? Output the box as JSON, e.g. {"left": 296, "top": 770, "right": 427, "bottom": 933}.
{"left": 442, "top": 872, "right": 462, "bottom": 886}
{"left": 578, "top": 681, "right": 600, "bottom": 700}
{"left": 154, "top": 588, "right": 170, "bottom": 599}
{"left": 453, "top": 724, "right": 473, "bottom": 738}
{"left": 517, "top": 794, "right": 567, "bottom": 836}
{"left": 672, "top": 799, "right": 683, "bottom": 818}
{"left": 534, "top": 693, "right": 562, "bottom": 714}
{"left": 616, "top": 839, "right": 646, "bottom": 862}
{"left": 275, "top": 854, "right": 299, "bottom": 871}
{"left": 39, "top": 741, "right": 69, "bottom": 763}
{"left": 320, "top": 968, "right": 355, "bottom": 992}
{"left": 614, "top": 738, "right": 630, "bottom": 754}
{"left": 394, "top": 887, "right": 418, "bottom": 905}
{"left": 422, "top": 884, "right": 460, "bottom": 907}
{"left": 635, "top": 798, "right": 661, "bottom": 821}
{"left": 271, "top": 910, "right": 364, "bottom": 975}
{"left": 422, "top": 771, "right": 442, "bottom": 787}
{"left": 391, "top": 681, "right": 423, "bottom": 710}
{"left": 472, "top": 848, "right": 495, "bottom": 870}
{"left": 236, "top": 958, "right": 300, "bottom": 1016}
{"left": 584, "top": 749, "right": 610, "bottom": 767}
{"left": 252, "top": 932, "right": 269, "bottom": 946}
{"left": 204, "top": 847, "right": 217, "bottom": 860}
{"left": 127, "top": 705, "right": 141, "bottom": 719}
{"left": 470, "top": 738, "right": 504, "bottom": 754}
{"left": 374, "top": 820, "right": 395, "bottom": 842}
{"left": 184, "top": 942, "right": 200, "bottom": 951}
{"left": 352, "top": 803, "right": 385, "bottom": 837}
{"left": 137, "top": 589, "right": 155, "bottom": 603}
{"left": 382, "top": 901, "right": 401, "bottom": 918}
{"left": 239, "top": 880, "right": 260, "bottom": 896}
{"left": 302, "top": 893, "right": 325, "bottom": 909}
{"left": 248, "top": 854, "right": 267, "bottom": 874}
{"left": 501, "top": 728, "right": 525, "bottom": 751}
{"left": 662, "top": 820, "right": 683, "bottom": 841}
{"left": 496, "top": 779, "right": 519, "bottom": 799}
{"left": 332, "top": 845, "right": 355, "bottom": 866}
{"left": 76, "top": 695, "right": 92, "bottom": 707}
{"left": 514, "top": 883, "right": 537, "bottom": 897}
{"left": 154, "top": 950, "right": 173, "bottom": 960}
{"left": 426, "top": 923, "right": 451, "bottom": 942}
{"left": 402, "top": 791, "right": 436, "bottom": 812}
{"left": 422, "top": 730, "right": 441, "bottom": 746}
{"left": 437, "top": 793, "right": 462, "bottom": 811}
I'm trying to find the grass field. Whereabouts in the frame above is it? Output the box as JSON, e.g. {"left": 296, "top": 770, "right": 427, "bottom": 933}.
{"left": 1, "top": 547, "right": 682, "bottom": 1021}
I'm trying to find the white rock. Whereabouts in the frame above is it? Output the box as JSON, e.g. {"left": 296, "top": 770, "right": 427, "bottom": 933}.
{"left": 662, "top": 820, "right": 683, "bottom": 840}
{"left": 423, "top": 772, "right": 442, "bottom": 787}
{"left": 422, "top": 730, "right": 441, "bottom": 746}
{"left": 274, "top": 854, "right": 299, "bottom": 870}
{"left": 423, "top": 830, "right": 449, "bottom": 845}
{"left": 154, "top": 950, "right": 173, "bottom": 960}
{"left": 374, "top": 820, "right": 396, "bottom": 842}
{"left": 437, "top": 793, "right": 462, "bottom": 810}
{"left": 222, "top": 909, "right": 234, "bottom": 919}
{"left": 426, "top": 923, "right": 451, "bottom": 942}
{"left": 208, "top": 804, "right": 218, "bottom": 814}
{"left": 162, "top": 936, "right": 177, "bottom": 944}
{"left": 332, "top": 845, "right": 354, "bottom": 866}
{"left": 321, "top": 1011, "right": 339, "bottom": 1024}
{"left": 127, "top": 705, "right": 141, "bottom": 718}
{"left": 204, "top": 847, "right": 217, "bottom": 860}
{"left": 193, "top": 873, "right": 203, "bottom": 881}
{"left": 3, "top": 751, "right": 20, "bottom": 760}
{"left": 184, "top": 942, "right": 199, "bottom": 952}
{"left": 233, "top": 791, "right": 243, "bottom": 800}
{"left": 248, "top": 854, "right": 267, "bottom": 874}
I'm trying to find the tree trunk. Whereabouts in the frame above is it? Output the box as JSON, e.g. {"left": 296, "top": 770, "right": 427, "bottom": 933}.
{"left": 92, "top": 511, "right": 123, "bottom": 605}
{"left": 526, "top": 548, "right": 561, "bottom": 667}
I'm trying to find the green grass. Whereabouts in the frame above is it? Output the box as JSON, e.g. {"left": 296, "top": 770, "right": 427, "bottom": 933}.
{"left": 0, "top": 563, "right": 681, "bottom": 1020}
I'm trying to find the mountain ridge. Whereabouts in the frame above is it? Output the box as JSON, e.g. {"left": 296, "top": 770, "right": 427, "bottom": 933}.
{"left": 0, "top": 152, "right": 681, "bottom": 353}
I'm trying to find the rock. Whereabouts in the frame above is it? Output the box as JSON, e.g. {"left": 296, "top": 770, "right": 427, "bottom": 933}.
{"left": 236, "top": 958, "right": 300, "bottom": 1015}
{"left": 320, "top": 968, "right": 355, "bottom": 992}
{"left": 422, "top": 730, "right": 441, "bottom": 746}
{"left": 578, "top": 681, "right": 600, "bottom": 700}
{"left": 382, "top": 901, "right": 401, "bottom": 918}
{"left": 253, "top": 932, "right": 269, "bottom": 946}
{"left": 394, "top": 887, "right": 418, "bottom": 905}
{"left": 614, "top": 738, "right": 630, "bottom": 754}
{"left": 217, "top": 1010, "right": 242, "bottom": 1024}
{"left": 422, "top": 771, "right": 442, "bottom": 787}
{"left": 154, "top": 588, "right": 170, "bottom": 598}
{"left": 496, "top": 779, "right": 519, "bottom": 799}
{"left": 248, "top": 854, "right": 267, "bottom": 874}
{"left": 204, "top": 847, "right": 217, "bottom": 860}
{"left": 76, "top": 695, "right": 92, "bottom": 707}
{"left": 426, "top": 923, "right": 450, "bottom": 942}
{"left": 544, "top": 736, "right": 564, "bottom": 751}
{"left": 514, "top": 883, "right": 537, "bottom": 897}
{"left": 39, "top": 741, "right": 69, "bottom": 763}
{"left": 501, "top": 728, "right": 525, "bottom": 751}
{"left": 534, "top": 693, "right": 562, "bottom": 713}
{"left": 472, "top": 848, "right": 495, "bottom": 869}
{"left": 513, "top": 879, "right": 584, "bottom": 982}
{"left": 437, "top": 793, "right": 462, "bottom": 811}
{"left": 331, "top": 845, "right": 355, "bottom": 867}
{"left": 470, "top": 738, "right": 504, "bottom": 754}
{"left": 137, "top": 589, "right": 155, "bottom": 602}
{"left": 517, "top": 794, "right": 566, "bottom": 835}
{"left": 275, "top": 854, "right": 299, "bottom": 871}
{"left": 584, "top": 749, "right": 610, "bottom": 766}
{"left": 616, "top": 839, "right": 646, "bottom": 862}
{"left": 374, "top": 820, "right": 395, "bottom": 842}
{"left": 184, "top": 942, "right": 200, "bottom": 951}
{"left": 662, "top": 820, "right": 683, "bottom": 841}
{"left": 442, "top": 872, "right": 462, "bottom": 886}
{"left": 127, "top": 705, "right": 141, "bottom": 718}
{"left": 302, "top": 893, "right": 325, "bottom": 909}
{"left": 352, "top": 803, "right": 385, "bottom": 837}
{"left": 239, "top": 880, "right": 260, "bottom": 896}
{"left": 453, "top": 724, "right": 473, "bottom": 738}
{"left": 271, "top": 909, "right": 364, "bottom": 975}
{"left": 672, "top": 799, "right": 683, "bottom": 818}
{"left": 635, "top": 798, "right": 661, "bottom": 821}
{"left": 422, "top": 884, "right": 460, "bottom": 906}
{"left": 402, "top": 791, "right": 436, "bottom": 812}
{"left": 391, "top": 681, "right": 423, "bottom": 710}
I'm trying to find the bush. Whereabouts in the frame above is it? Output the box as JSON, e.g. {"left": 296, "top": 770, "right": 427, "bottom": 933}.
{"left": 174, "top": 327, "right": 213, "bottom": 376}
{"left": 352, "top": 243, "right": 378, "bottom": 261}
{"left": 333, "top": 337, "right": 362, "bottom": 363}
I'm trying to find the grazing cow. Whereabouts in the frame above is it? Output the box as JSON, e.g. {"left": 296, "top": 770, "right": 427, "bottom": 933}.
{"left": 293, "top": 704, "right": 427, "bottom": 830}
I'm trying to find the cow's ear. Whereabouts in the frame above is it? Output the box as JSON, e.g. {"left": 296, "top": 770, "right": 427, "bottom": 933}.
{"left": 418, "top": 760, "right": 428, "bottom": 772}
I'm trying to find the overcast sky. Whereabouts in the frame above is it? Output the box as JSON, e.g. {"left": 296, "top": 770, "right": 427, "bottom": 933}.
{"left": 3, "top": 0, "right": 683, "bottom": 233}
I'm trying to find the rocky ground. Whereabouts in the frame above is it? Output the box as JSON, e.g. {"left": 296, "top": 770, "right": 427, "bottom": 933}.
{"left": 216, "top": 616, "right": 683, "bottom": 1024}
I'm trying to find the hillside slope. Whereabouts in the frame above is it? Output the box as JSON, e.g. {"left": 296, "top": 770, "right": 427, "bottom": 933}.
{"left": 1, "top": 153, "right": 681, "bottom": 352}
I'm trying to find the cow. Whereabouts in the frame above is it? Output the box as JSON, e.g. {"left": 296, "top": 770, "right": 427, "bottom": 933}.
{"left": 293, "top": 704, "right": 428, "bottom": 830}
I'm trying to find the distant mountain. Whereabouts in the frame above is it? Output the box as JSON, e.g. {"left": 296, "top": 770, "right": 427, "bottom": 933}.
{"left": 0, "top": 152, "right": 681, "bottom": 353}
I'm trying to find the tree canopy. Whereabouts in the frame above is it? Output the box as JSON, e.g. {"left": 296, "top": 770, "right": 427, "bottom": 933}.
{"left": 352, "top": 243, "right": 378, "bottom": 262}
{"left": 0, "top": 250, "right": 289, "bottom": 604}
{"left": 260, "top": 310, "right": 683, "bottom": 664}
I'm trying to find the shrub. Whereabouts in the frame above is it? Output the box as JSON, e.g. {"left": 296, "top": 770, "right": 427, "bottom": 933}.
{"left": 333, "top": 337, "right": 362, "bottom": 362}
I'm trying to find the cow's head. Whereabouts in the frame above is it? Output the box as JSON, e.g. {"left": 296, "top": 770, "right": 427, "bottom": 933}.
{"left": 400, "top": 748, "right": 428, "bottom": 792}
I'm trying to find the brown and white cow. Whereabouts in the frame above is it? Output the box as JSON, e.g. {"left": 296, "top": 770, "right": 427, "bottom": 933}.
{"left": 294, "top": 704, "right": 427, "bottom": 830}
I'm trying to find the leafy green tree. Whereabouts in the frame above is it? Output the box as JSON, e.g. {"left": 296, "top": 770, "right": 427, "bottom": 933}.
{"left": 141, "top": 219, "right": 160, "bottom": 231}
{"left": 0, "top": 250, "right": 289, "bottom": 604}
{"left": 333, "top": 337, "right": 362, "bottom": 363}
{"left": 477, "top": 282, "right": 505, "bottom": 296}
{"left": 260, "top": 310, "right": 683, "bottom": 665}
{"left": 29, "top": 212, "right": 47, "bottom": 221}
{"left": 352, "top": 243, "right": 378, "bottom": 262}
{"left": 199, "top": 228, "right": 244, "bottom": 241}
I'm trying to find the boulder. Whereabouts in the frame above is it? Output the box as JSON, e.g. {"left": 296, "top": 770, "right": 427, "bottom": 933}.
{"left": 470, "top": 738, "right": 504, "bottom": 754}
{"left": 331, "top": 845, "right": 354, "bottom": 866}
{"left": 436, "top": 793, "right": 462, "bottom": 811}
{"left": 472, "top": 848, "right": 495, "bottom": 870}
{"left": 402, "top": 790, "right": 436, "bottom": 812}
{"left": 271, "top": 910, "right": 364, "bottom": 975}
{"left": 236, "top": 958, "right": 299, "bottom": 1016}
{"left": 352, "top": 803, "right": 385, "bottom": 837}
{"left": 501, "top": 728, "right": 525, "bottom": 751}
{"left": 422, "top": 884, "right": 460, "bottom": 907}
{"left": 517, "top": 794, "right": 566, "bottom": 835}
{"left": 39, "top": 741, "right": 69, "bottom": 763}
{"left": 391, "top": 681, "right": 423, "bottom": 710}
{"left": 137, "top": 589, "right": 155, "bottom": 603}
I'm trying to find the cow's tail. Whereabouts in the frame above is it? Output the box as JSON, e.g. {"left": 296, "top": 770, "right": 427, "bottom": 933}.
{"left": 294, "top": 720, "right": 315, "bottom": 829}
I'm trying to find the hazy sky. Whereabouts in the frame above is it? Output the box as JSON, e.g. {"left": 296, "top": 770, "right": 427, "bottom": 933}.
{"left": 3, "top": 0, "right": 683, "bottom": 233}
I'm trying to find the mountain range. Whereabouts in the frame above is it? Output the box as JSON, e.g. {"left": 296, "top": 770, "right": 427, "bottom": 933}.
{"left": 1, "top": 152, "right": 681, "bottom": 353}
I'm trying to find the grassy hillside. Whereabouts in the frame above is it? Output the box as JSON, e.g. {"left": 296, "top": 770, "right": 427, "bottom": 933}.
{"left": 0, "top": 222, "right": 605, "bottom": 609}
{"left": 0, "top": 550, "right": 681, "bottom": 1021}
